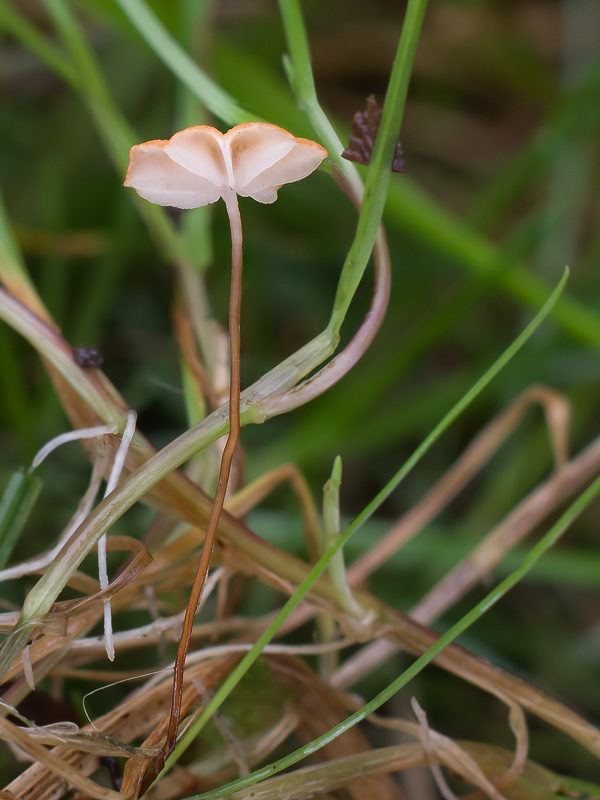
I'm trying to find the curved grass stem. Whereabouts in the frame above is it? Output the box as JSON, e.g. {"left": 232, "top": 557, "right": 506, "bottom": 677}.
{"left": 278, "top": 0, "right": 428, "bottom": 336}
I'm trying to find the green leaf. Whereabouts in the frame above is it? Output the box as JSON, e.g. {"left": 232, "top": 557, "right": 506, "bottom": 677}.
{"left": 0, "top": 470, "right": 42, "bottom": 571}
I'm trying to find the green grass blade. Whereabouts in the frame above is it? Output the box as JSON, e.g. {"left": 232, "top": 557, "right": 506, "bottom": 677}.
{"left": 213, "top": 39, "right": 314, "bottom": 138}
{"left": 0, "top": 470, "right": 42, "bottom": 570}
{"left": 327, "top": 0, "right": 429, "bottom": 331}
{"left": 33, "top": 0, "right": 187, "bottom": 263}
{"left": 0, "top": 0, "right": 77, "bottom": 85}
{"left": 277, "top": 0, "right": 348, "bottom": 169}
{"left": 279, "top": 0, "right": 429, "bottom": 335}
{"left": 112, "top": 0, "right": 254, "bottom": 126}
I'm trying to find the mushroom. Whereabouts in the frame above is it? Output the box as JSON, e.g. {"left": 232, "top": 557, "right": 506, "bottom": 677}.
{"left": 124, "top": 122, "right": 327, "bottom": 779}
{"left": 125, "top": 122, "right": 328, "bottom": 208}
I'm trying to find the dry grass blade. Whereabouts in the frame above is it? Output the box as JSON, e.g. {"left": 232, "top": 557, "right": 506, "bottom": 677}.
{"left": 5, "top": 656, "right": 239, "bottom": 800}
{"left": 225, "top": 463, "right": 322, "bottom": 563}
{"left": 349, "top": 385, "right": 570, "bottom": 586}
{"left": 3, "top": 426, "right": 600, "bottom": 797}
{"left": 219, "top": 510, "right": 600, "bottom": 761}
{"left": 411, "top": 431, "right": 600, "bottom": 624}
{"left": 218, "top": 740, "right": 568, "bottom": 800}
{"left": 266, "top": 654, "right": 405, "bottom": 800}
{"left": 0, "top": 717, "right": 124, "bottom": 800}
{"left": 146, "top": 712, "right": 299, "bottom": 800}
{"left": 50, "top": 536, "right": 152, "bottom": 617}
{"left": 334, "top": 429, "right": 600, "bottom": 693}
{"left": 224, "top": 745, "right": 426, "bottom": 800}
{"left": 410, "top": 698, "right": 505, "bottom": 800}
{"left": 498, "top": 698, "right": 529, "bottom": 790}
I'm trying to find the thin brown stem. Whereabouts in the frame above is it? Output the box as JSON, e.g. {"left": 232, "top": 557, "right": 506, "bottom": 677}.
{"left": 140, "top": 191, "right": 243, "bottom": 794}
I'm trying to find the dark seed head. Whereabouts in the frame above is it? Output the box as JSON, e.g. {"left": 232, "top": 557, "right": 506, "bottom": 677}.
{"left": 341, "top": 95, "right": 405, "bottom": 173}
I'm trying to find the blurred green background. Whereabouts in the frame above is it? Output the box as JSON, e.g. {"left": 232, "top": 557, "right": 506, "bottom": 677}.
{"left": 1, "top": 0, "right": 600, "bottom": 781}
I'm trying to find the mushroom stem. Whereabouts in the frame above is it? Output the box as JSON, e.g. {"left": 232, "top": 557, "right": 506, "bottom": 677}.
{"left": 155, "top": 190, "right": 243, "bottom": 786}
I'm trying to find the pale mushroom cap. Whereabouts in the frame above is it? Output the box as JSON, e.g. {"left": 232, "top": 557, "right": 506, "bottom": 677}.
{"left": 124, "top": 123, "right": 328, "bottom": 209}
{"left": 124, "top": 140, "right": 222, "bottom": 209}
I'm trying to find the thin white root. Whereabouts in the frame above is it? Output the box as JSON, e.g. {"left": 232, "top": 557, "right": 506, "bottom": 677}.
{"left": 30, "top": 424, "right": 118, "bottom": 471}
{"left": 99, "top": 411, "right": 137, "bottom": 662}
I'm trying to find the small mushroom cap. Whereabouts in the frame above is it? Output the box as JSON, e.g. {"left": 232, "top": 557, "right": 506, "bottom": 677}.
{"left": 124, "top": 123, "right": 328, "bottom": 209}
